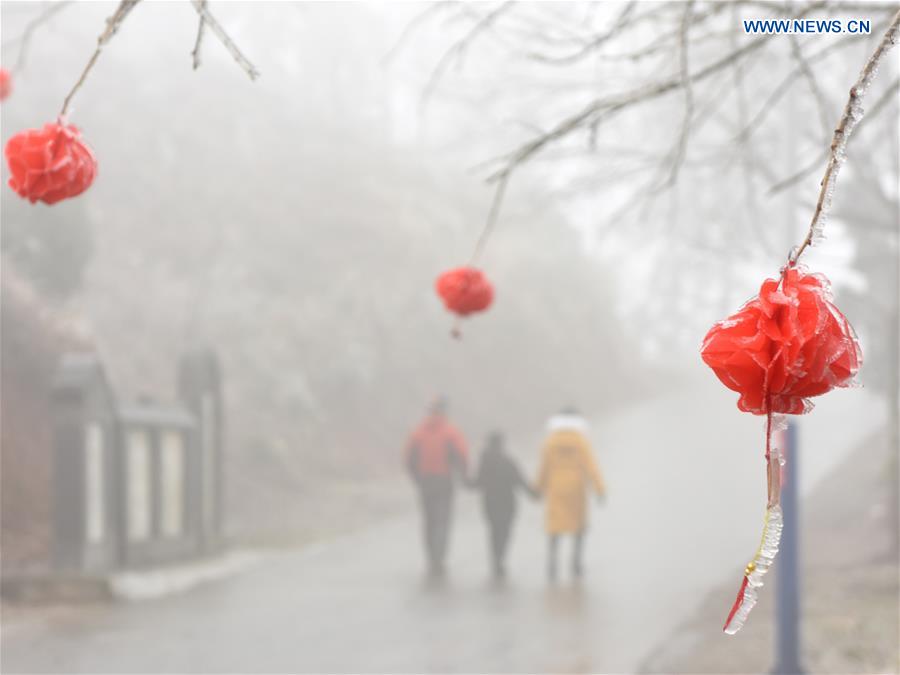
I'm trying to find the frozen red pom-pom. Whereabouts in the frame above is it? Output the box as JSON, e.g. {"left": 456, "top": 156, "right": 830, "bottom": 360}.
{"left": 701, "top": 266, "right": 861, "bottom": 415}
{"left": 0, "top": 68, "right": 12, "bottom": 101}
{"left": 5, "top": 120, "right": 97, "bottom": 205}
{"left": 435, "top": 266, "right": 494, "bottom": 317}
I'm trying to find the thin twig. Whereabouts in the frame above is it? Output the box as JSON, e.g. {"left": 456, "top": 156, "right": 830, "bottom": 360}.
{"left": 524, "top": 2, "right": 639, "bottom": 64}
{"left": 730, "top": 3, "right": 775, "bottom": 257}
{"left": 420, "top": 2, "right": 511, "bottom": 111}
{"left": 525, "top": 2, "right": 728, "bottom": 66}
{"left": 487, "top": 1, "right": 854, "bottom": 181}
{"left": 10, "top": 1, "right": 71, "bottom": 74}
{"left": 769, "top": 149, "right": 829, "bottom": 196}
{"left": 740, "top": 0, "right": 896, "bottom": 12}
{"left": 191, "top": 0, "right": 207, "bottom": 70}
{"left": 666, "top": 1, "right": 695, "bottom": 186}
{"left": 381, "top": 2, "right": 458, "bottom": 67}
{"left": 769, "top": 76, "right": 899, "bottom": 195}
{"left": 593, "top": 22, "right": 726, "bottom": 64}
{"left": 469, "top": 172, "right": 510, "bottom": 265}
{"left": 487, "top": 28, "right": 781, "bottom": 182}
{"left": 790, "top": 9, "right": 900, "bottom": 265}
{"left": 734, "top": 25, "right": 882, "bottom": 143}
{"left": 788, "top": 34, "right": 832, "bottom": 141}
{"left": 60, "top": 0, "right": 141, "bottom": 117}
{"left": 190, "top": 0, "right": 259, "bottom": 81}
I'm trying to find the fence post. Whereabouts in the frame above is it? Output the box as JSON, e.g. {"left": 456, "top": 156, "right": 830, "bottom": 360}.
{"left": 773, "top": 421, "right": 803, "bottom": 674}
{"left": 177, "top": 349, "right": 224, "bottom": 552}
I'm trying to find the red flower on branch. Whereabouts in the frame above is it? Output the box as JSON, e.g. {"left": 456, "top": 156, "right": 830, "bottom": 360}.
{"left": 435, "top": 266, "right": 494, "bottom": 317}
{"left": 0, "top": 68, "right": 12, "bottom": 101}
{"left": 5, "top": 121, "right": 97, "bottom": 205}
{"left": 701, "top": 266, "right": 861, "bottom": 415}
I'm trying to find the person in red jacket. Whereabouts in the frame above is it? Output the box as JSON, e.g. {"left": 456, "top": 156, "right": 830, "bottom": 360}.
{"left": 405, "top": 397, "right": 469, "bottom": 577}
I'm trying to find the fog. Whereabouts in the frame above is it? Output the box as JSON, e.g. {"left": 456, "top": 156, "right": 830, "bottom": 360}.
{"left": 1, "top": 2, "right": 898, "bottom": 674}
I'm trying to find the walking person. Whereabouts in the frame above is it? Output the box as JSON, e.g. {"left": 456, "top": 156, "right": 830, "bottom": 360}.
{"left": 470, "top": 431, "right": 537, "bottom": 579}
{"left": 535, "top": 406, "right": 606, "bottom": 581}
{"left": 404, "top": 397, "right": 469, "bottom": 577}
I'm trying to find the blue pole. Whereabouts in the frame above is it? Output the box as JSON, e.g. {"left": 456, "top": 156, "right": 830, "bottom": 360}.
{"left": 773, "top": 421, "right": 803, "bottom": 674}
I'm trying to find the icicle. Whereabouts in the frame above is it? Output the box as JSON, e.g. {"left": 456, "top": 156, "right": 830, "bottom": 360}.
{"left": 723, "top": 410, "right": 786, "bottom": 635}
{"left": 723, "top": 505, "right": 785, "bottom": 635}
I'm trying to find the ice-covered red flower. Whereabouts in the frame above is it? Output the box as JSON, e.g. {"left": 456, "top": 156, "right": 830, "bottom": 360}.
{"left": 0, "top": 68, "right": 12, "bottom": 101}
{"left": 435, "top": 266, "right": 494, "bottom": 317}
{"left": 5, "top": 121, "right": 97, "bottom": 205}
{"left": 701, "top": 266, "right": 861, "bottom": 415}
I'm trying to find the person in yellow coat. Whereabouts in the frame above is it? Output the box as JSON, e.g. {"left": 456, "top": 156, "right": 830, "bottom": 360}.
{"left": 535, "top": 406, "right": 606, "bottom": 580}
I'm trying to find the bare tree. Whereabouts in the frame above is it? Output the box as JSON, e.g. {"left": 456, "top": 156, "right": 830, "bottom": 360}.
{"left": 399, "top": 2, "right": 899, "bottom": 262}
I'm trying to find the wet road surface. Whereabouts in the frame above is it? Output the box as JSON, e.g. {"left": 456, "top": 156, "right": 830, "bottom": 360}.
{"left": 2, "top": 382, "right": 881, "bottom": 673}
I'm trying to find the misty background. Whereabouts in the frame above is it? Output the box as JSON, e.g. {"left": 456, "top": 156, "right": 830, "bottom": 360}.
{"left": 1, "top": 2, "right": 897, "bottom": 674}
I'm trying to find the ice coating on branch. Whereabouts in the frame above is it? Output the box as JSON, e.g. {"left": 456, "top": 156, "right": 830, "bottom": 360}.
{"left": 723, "top": 506, "right": 784, "bottom": 635}
{"left": 797, "top": 14, "right": 900, "bottom": 261}
{"left": 767, "top": 444, "right": 784, "bottom": 507}
{"left": 769, "top": 413, "right": 788, "bottom": 435}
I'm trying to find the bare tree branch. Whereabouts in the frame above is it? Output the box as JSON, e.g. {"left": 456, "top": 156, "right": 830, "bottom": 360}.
{"left": 790, "top": 9, "right": 900, "bottom": 264}
{"left": 407, "top": 1, "right": 897, "bottom": 266}
{"left": 739, "top": 0, "right": 897, "bottom": 12}
{"left": 729, "top": 3, "right": 777, "bottom": 257}
{"left": 487, "top": 28, "right": 782, "bottom": 183}
{"left": 666, "top": 1, "right": 696, "bottom": 186}
{"left": 769, "top": 76, "right": 900, "bottom": 195}
{"left": 788, "top": 34, "right": 832, "bottom": 141}
{"left": 5, "top": 1, "right": 72, "bottom": 74}
{"left": 527, "top": 3, "right": 734, "bottom": 66}
{"left": 597, "top": 24, "right": 730, "bottom": 64}
{"left": 191, "top": 0, "right": 208, "bottom": 71}
{"left": 420, "top": 2, "right": 512, "bottom": 111}
{"left": 190, "top": 0, "right": 259, "bottom": 81}
{"left": 523, "top": 2, "right": 639, "bottom": 64}
{"left": 381, "top": 2, "right": 458, "bottom": 67}
{"left": 469, "top": 171, "right": 510, "bottom": 265}
{"left": 60, "top": 0, "right": 141, "bottom": 117}
{"left": 489, "top": 0, "right": 890, "bottom": 183}
{"left": 734, "top": 19, "right": 888, "bottom": 144}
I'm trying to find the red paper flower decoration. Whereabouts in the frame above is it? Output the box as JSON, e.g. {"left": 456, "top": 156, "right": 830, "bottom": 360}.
{"left": 5, "top": 121, "right": 98, "bottom": 205}
{"left": 435, "top": 266, "right": 494, "bottom": 317}
{"left": 0, "top": 68, "right": 12, "bottom": 101}
{"left": 701, "top": 266, "right": 861, "bottom": 415}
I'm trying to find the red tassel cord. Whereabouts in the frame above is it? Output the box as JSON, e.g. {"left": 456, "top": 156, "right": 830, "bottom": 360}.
{"left": 724, "top": 576, "right": 750, "bottom": 632}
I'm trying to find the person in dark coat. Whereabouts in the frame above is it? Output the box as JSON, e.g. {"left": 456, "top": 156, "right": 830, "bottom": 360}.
{"left": 471, "top": 431, "right": 537, "bottom": 579}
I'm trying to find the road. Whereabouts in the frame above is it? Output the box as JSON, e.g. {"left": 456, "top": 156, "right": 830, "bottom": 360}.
{"left": 1, "top": 380, "right": 883, "bottom": 674}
